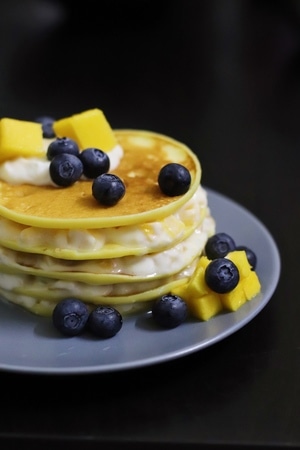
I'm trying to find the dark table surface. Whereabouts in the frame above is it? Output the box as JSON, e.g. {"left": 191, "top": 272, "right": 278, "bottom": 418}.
{"left": 0, "top": 1, "right": 299, "bottom": 449}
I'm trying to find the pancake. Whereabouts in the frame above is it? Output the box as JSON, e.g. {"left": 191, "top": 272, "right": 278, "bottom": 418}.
{"left": 0, "top": 110, "right": 215, "bottom": 317}
{"left": 0, "top": 130, "right": 201, "bottom": 228}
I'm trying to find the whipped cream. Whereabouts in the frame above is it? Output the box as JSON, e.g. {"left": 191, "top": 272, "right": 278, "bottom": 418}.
{"left": 0, "top": 144, "right": 124, "bottom": 186}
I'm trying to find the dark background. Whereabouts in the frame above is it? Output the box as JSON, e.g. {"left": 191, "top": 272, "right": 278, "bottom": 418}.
{"left": 0, "top": 1, "right": 299, "bottom": 449}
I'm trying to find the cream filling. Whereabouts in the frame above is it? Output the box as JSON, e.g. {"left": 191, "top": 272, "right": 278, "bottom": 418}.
{"left": 0, "top": 259, "right": 198, "bottom": 318}
{"left": 0, "top": 215, "right": 215, "bottom": 280}
{"left": 0, "top": 261, "right": 195, "bottom": 301}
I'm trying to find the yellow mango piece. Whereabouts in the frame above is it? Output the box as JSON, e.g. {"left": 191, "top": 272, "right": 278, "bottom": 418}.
{"left": 243, "top": 270, "right": 261, "bottom": 300}
{"left": 227, "top": 250, "right": 251, "bottom": 279}
{"left": 220, "top": 283, "right": 247, "bottom": 311}
{"left": 171, "top": 282, "right": 189, "bottom": 299}
{"left": 188, "top": 293, "right": 223, "bottom": 321}
{"left": 198, "top": 255, "right": 210, "bottom": 269}
{"left": 186, "top": 264, "right": 209, "bottom": 298}
{"left": 172, "top": 255, "right": 212, "bottom": 301}
{"left": 0, "top": 118, "right": 44, "bottom": 163}
{"left": 53, "top": 108, "right": 118, "bottom": 151}
{"left": 52, "top": 117, "right": 74, "bottom": 140}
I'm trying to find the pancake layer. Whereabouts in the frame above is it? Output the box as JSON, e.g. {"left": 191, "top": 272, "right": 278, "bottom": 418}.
{"left": 0, "top": 185, "right": 208, "bottom": 259}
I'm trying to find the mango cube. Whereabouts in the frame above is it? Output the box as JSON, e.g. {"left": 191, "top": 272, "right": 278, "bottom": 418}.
{"left": 53, "top": 108, "right": 118, "bottom": 151}
{"left": 0, "top": 118, "right": 44, "bottom": 163}
{"left": 52, "top": 117, "right": 74, "bottom": 141}
{"left": 243, "top": 270, "right": 261, "bottom": 300}
{"left": 227, "top": 250, "right": 251, "bottom": 279}
{"left": 188, "top": 293, "right": 223, "bottom": 321}
{"left": 186, "top": 264, "right": 209, "bottom": 298}
{"left": 219, "top": 283, "right": 247, "bottom": 311}
{"left": 198, "top": 255, "right": 210, "bottom": 270}
{"left": 171, "top": 282, "right": 189, "bottom": 299}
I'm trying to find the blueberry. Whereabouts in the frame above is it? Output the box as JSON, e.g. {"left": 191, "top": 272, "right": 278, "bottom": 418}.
{"left": 92, "top": 173, "right": 125, "bottom": 206}
{"left": 52, "top": 298, "right": 89, "bottom": 336}
{"left": 205, "top": 232, "right": 236, "bottom": 259}
{"left": 79, "top": 147, "right": 110, "bottom": 178}
{"left": 152, "top": 294, "right": 188, "bottom": 329}
{"left": 205, "top": 258, "right": 240, "bottom": 293}
{"left": 50, "top": 153, "right": 83, "bottom": 186}
{"left": 88, "top": 306, "right": 123, "bottom": 338}
{"left": 47, "top": 137, "right": 80, "bottom": 160}
{"left": 35, "top": 115, "right": 55, "bottom": 138}
{"left": 236, "top": 245, "right": 257, "bottom": 270}
{"left": 158, "top": 163, "right": 191, "bottom": 196}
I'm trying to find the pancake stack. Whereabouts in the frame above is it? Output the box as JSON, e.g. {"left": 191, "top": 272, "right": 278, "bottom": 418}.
{"left": 0, "top": 110, "right": 215, "bottom": 316}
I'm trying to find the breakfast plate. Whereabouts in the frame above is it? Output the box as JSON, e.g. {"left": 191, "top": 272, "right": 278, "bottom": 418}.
{"left": 0, "top": 188, "right": 280, "bottom": 375}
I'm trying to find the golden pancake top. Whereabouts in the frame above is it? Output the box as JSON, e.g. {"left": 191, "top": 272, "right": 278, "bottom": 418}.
{"left": 0, "top": 130, "right": 201, "bottom": 229}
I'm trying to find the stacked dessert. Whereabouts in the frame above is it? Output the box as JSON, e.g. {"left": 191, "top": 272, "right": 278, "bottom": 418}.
{"left": 0, "top": 108, "right": 215, "bottom": 316}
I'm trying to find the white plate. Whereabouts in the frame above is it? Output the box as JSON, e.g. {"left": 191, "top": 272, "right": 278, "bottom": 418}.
{"left": 0, "top": 188, "right": 280, "bottom": 375}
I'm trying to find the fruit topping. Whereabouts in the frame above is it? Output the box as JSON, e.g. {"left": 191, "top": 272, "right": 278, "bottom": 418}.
{"left": 204, "top": 258, "right": 240, "bottom": 293}
{"left": 92, "top": 173, "right": 125, "bottom": 206}
{"left": 158, "top": 163, "right": 191, "bottom": 196}
{"left": 235, "top": 245, "right": 257, "bottom": 270}
{"left": 52, "top": 300, "right": 123, "bottom": 339}
{"left": 53, "top": 108, "right": 118, "bottom": 151}
{"left": 79, "top": 147, "right": 110, "bottom": 178}
{"left": 0, "top": 118, "right": 44, "bottom": 162}
{"left": 35, "top": 116, "right": 55, "bottom": 138}
{"left": 52, "top": 298, "right": 89, "bottom": 336}
{"left": 205, "top": 232, "right": 236, "bottom": 259}
{"left": 49, "top": 153, "right": 83, "bottom": 186}
{"left": 47, "top": 137, "right": 80, "bottom": 160}
{"left": 88, "top": 306, "right": 123, "bottom": 338}
{"left": 173, "top": 251, "right": 261, "bottom": 320}
{"left": 152, "top": 294, "right": 188, "bottom": 328}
